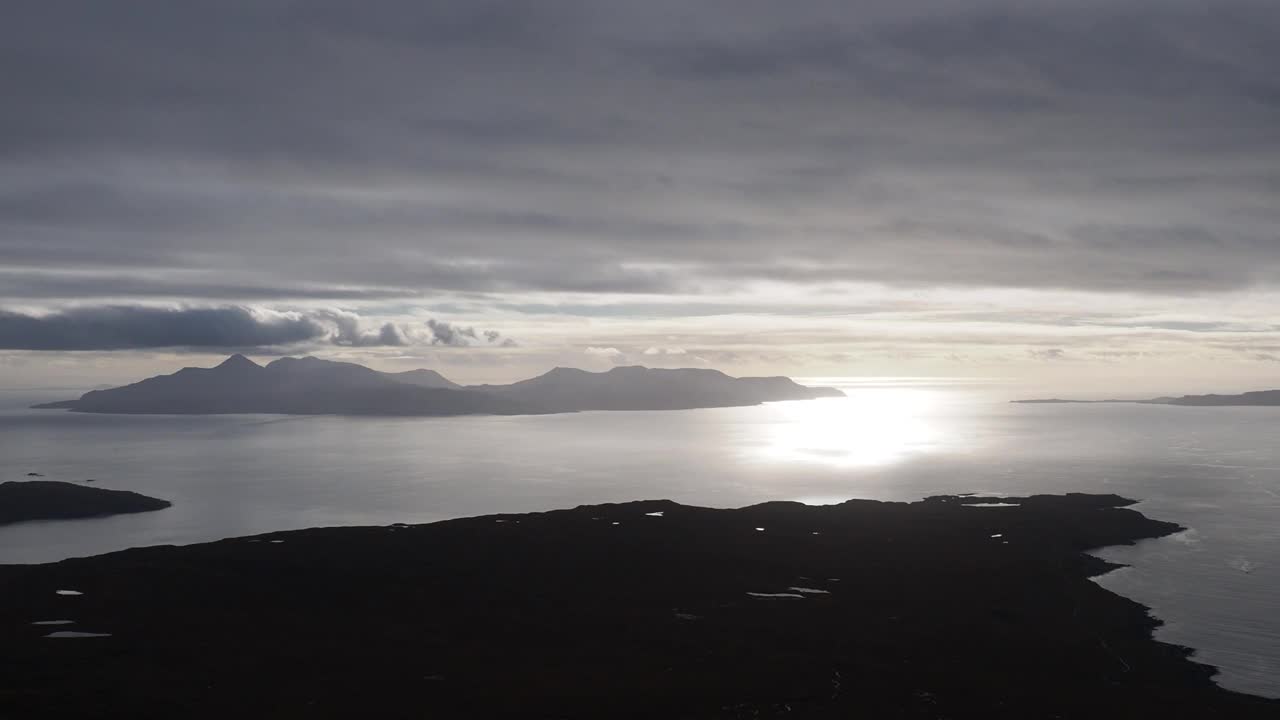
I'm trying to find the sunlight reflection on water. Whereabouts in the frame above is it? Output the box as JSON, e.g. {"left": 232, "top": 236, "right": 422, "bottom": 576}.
{"left": 753, "top": 391, "right": 946, "bottom": 468}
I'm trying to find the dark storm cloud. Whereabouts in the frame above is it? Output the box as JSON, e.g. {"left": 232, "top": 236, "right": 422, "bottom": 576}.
{"left": 0, "top": 307, "right": 326, "bottom": 350}
{"left": 0, "top": 306, "right": 516, "bottom": 350}
{"left": 2, "top": 0, "right": 1278, "bottom": 302}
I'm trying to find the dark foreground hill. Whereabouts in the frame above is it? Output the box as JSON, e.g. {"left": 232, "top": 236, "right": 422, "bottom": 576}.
{"left": 1, "top": 493, "right": 1273, "bottom": 719}
{"left": 0, "top": 481, "right": 170, "bottom": 525}
{"left": 32, "top": 355, "right": 843, "bottom": 416}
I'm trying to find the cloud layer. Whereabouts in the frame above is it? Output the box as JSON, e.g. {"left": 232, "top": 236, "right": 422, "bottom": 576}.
{"left": 1, "top": 1, "right": 1277, "bottom": 387}
{"left": 0, "top": 307, "right": 324, "bottom": 350}
{"left": 0, "top": 306, "right": 514, "bottom": 351}
{"left": 3, "top": 0, "right": 1277, "bottom": 303}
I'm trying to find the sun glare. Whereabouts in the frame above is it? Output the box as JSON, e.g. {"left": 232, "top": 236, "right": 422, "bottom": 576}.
{"left": 753, "top": 388, "right": 946, "bottom": 468}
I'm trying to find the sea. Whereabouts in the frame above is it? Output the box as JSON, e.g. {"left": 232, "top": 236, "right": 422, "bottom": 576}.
{"left": 1, "top": 378, "right": 1277, "bottom": 698}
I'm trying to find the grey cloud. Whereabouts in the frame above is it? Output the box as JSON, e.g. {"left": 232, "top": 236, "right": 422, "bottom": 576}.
{"left": 313, "top": 310, "right": 409, "bottom": 347}
{"left": 0, "top": 305, "right": 508, "bottom": 351}
{"left": 1, "top": 1, "right": 1278, "bottom": 303}
{"left": 425, "top": 318, "right": 515, "bottom": 347}
{"left": 0, "top": 306, "right": 326, "bottom": 350}
{"left": 426, "top": 319, "right": 475, "bottom": 347}
{"left": 0, "top": 271, "right": 414, "bottom": 302}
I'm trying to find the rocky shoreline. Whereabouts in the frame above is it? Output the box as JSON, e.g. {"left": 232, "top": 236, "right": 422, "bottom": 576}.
{"left": 0, "top": 493, "right": 1274, "bottom": 718}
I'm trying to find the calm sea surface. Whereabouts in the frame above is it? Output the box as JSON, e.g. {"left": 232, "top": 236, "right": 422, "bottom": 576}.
{"left": 1, "top": 379, "right": 1278, "bottom": 697}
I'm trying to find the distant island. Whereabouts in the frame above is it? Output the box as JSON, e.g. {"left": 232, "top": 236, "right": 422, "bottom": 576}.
{"left": 1015, "top": 390, "right": 1280, "bottom": 407}
{"left": 2, "top": 493, "right": 1275, "bottom": 717}
{"left": 0, "top": 481, "right": 170, "bottom": 525}
{"left": 32, "top": 355, "right": 844, "bottom": 416}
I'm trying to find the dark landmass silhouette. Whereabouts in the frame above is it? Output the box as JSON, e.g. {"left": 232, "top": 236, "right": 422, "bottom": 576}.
{"left": 1, "top": 494, "right": 1272, "bottom": 718}
{"left": 32, "top": 355, "right": 843, "bottom": 416}
{"left": 473, "top": 365, "right": 842, "bottom": 412}
{"left": 1155, "top": 390, "right": 1280, "bottom": 406}
{"left": 1016, "top": 390, "right": 1280, "bottom": 407}
{"left": 0, "top": 481, "right": 170, "bottom": 525}
{"left": 384, "top": 368, "right": 463, "bottom": 390}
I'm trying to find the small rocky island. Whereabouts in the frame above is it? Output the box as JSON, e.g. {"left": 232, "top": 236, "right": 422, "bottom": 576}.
{"left": 0, "top": 493, "right": 1274, "bottom": 718}
{"left": 0, "top": 481, "right": 170, "bottom": 526}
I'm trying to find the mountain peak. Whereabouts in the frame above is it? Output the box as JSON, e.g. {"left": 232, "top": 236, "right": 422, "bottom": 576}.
{"left": 217, "top": 354, "right": 260, "bottom": 371}
{"left": 388, "top": 368, "right": 461, "bottom": 390}
{"left": 264, "top": 356, "right": 328, "bottom": 369}
{"left": 546, "top": 366, "right": 589, "bottom": 376}
{"left": 403, "top": 368, "right": 446, "bottom": 377}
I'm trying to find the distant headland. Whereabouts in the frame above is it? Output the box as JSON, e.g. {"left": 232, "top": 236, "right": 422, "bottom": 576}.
{"left": 1015, "top": 390, "right": 1280, "bottom": 407}
{"left": 0, "top": 481, "right": 170, "bottom": 526}
{"left": 32, "top": 355, "right": 844, "bottom": 416}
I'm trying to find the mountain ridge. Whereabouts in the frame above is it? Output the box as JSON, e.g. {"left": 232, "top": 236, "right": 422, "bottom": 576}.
{"left": 32, "top": 356, "right": 844, "bottom": 416}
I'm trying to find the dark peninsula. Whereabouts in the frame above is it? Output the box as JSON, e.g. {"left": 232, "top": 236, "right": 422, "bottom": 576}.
{"left": 33, "top": 355, "right": 843, "bottom": 416}
{"left": 1, "top": 493, "right": 1273, "bottom": 718}
{"left": 0, "top": 481, "right": 170, "bottom": 525}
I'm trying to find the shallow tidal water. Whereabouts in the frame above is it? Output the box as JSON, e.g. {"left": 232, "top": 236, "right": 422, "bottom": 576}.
{"left": 1, "top": 378, "right": 1278, "bottom": 697}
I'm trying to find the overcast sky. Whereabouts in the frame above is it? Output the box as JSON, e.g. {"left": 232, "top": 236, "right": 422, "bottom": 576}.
{"left": 3, "top": 0, "right": 1279, "bottom": 393}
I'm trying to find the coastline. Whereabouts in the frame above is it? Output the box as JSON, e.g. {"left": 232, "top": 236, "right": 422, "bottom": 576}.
{"left": 1, "top": 493, "right": 1275, "bottom": 718}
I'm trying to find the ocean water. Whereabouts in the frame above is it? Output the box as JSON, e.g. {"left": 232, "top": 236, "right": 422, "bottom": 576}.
{"left": 1, "top": 379, "right": 1278, "bottom": 697}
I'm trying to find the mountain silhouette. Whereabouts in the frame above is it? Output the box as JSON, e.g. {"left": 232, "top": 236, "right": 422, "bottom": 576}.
{"left": 385, "top": 368, "right": 462, "bottom": 390}
{"left": 33, "top": 355, "right": 533, "bottom": 416}
{"left": 33, "top": 356, "right": 843, "bottom": 416}
{"left": 473, "top": 365, "right": 842, "bottom": 411}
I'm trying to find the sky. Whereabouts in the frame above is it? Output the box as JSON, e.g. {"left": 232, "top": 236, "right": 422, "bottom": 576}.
{"left": 2, "top": 0, "right": 1279, "bottom": 394}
